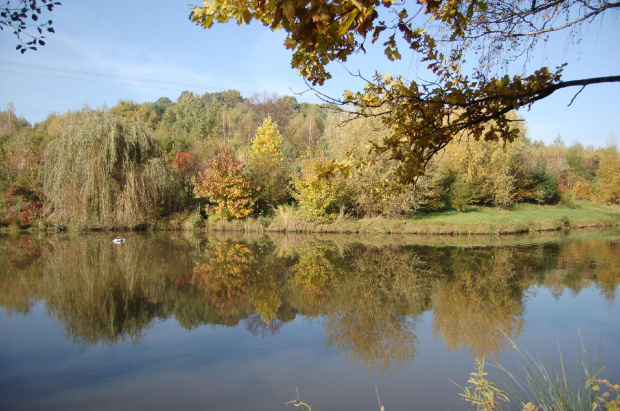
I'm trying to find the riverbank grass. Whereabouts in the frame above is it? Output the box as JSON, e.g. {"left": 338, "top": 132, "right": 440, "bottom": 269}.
{"left": 261, "top": 202, "right": 620, "bottom": 235}
{"left": 459, "top": 337, "right": 619, "bottom": 411}
{"left": 3, "top": 201, "right": 618, "bottom": 235}
{"left": 403, "top": 202, "right": 620, "bottom": 234}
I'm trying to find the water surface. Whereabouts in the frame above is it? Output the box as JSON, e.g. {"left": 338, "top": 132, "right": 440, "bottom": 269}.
{"left": 1, "top": 231, "right": 619, "bottom": 410}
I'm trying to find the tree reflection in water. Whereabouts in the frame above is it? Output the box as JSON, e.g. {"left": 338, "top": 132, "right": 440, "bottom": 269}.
{"left": 431, "top": 247, "right": 526, "bottom": 358}
{"left": 245, "top": 313, "right": 285, "bottom": 337}
{"left": 189, "top": 240, "right": 257, "bottom": 325}
{"left": 40, "top": 234, "right": 188, "bottom": 345}
{"left": 0, "top": 232, "right": 618, "bottom": 372}
{"left": 320, "top": 245, "right": 435, "bottom": 374}
{"left": 0, "top": 235, "right": 43, "bottom": 314}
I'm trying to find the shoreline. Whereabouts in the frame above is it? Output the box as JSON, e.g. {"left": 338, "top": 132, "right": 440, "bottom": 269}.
{"left": 5, "top": 202, "right": 618, "bottom": 236}
{"left": 195, "top": 202, "right": 620, "bottom": 235}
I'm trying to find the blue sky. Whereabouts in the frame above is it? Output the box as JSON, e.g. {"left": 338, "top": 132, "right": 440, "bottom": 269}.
{"left": 0, "top": 1, "right": 618, "bottom": 148}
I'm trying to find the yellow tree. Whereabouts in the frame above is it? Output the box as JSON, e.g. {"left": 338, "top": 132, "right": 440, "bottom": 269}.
{"left": 442, "top": 131, "right": 526, "bottom": 210}
{"left": 595, "top": 143, "right": 620, "bottom": 204}
{"left": 292, "top": 151, "right": 353, "bottom": 221}
{"left": 248, "top": 115, "right": 290, "bottom": 213}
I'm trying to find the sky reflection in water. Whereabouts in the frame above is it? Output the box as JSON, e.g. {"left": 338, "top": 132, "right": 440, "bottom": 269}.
{"left": 0, "top": 231, "right": 618, "bottom": 410}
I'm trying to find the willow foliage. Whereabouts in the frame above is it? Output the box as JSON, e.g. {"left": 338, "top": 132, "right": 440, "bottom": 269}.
{"left": 43, "top": 110, "right": 182, "bottom": 228}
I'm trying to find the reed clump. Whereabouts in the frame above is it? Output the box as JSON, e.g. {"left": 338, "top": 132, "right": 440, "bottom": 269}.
{"left": 269, "top": 204, "right": 309, "bottom": 232}
{"left": 458, "top": 336, "right": 620, "bottom": 411}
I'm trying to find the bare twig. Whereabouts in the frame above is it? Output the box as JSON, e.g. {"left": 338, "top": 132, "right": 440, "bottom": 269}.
{"left": 568, "top": 85, "right": 586, "bottom": 107}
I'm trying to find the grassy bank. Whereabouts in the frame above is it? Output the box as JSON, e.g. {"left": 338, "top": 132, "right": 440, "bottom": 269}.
{"left": 3, "top": 202, "right": 619, "bottom": 236}
{"left": 197, "top": 202, "right": 620, "bottom": 235}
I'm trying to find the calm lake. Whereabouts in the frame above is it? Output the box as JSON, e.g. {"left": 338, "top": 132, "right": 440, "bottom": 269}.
{"left": 1, "top": 230, "right": 619, "bottom": 410}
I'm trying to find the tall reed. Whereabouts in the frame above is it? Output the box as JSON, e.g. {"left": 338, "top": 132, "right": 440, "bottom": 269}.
{"left": 459, "top": 334, "right": 619, "bottom": 410}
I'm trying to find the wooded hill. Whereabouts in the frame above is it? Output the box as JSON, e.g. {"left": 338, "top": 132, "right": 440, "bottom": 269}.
{"left": 1, "top": 91, "right": 619, "bottom": 229}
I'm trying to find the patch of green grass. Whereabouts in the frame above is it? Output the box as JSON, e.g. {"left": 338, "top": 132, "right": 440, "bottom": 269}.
{"left": 255, "top": 202, "right": 619, "bottom": 235}
{"left": 398, "top": 202, "right": 620, "bottom": 234}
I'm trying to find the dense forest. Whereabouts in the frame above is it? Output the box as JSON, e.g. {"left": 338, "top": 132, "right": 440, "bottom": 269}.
{"left": 1, "top": 91, "right": 619, "bottom": 229}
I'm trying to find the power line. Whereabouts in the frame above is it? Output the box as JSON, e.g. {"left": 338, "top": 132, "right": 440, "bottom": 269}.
{"left": 0, "top": 68, "right": 202, "bottom": 92}
{"left": 0, "top": 60, "right": 324, "bottom": 103}
{"left": 0, "top": 60, "right": 255, "bottom": 94}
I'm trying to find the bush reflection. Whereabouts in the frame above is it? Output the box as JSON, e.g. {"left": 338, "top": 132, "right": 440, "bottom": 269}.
{"left": 0, "top": 232, "right": 618, "bottom": 372}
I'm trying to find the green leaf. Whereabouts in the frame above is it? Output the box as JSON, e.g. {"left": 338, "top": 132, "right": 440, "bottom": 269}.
{"left": 337, "top": 9, "right": 358, "bottom": 36}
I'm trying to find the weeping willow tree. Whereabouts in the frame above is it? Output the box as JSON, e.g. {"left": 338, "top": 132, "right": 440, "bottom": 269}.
{"left": 43, "top": 110, "right": 183, "bottom": 228}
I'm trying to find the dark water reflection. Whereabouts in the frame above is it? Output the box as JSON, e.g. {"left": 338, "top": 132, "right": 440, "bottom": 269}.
{"left": 1, "top": 231, "right": 619, "bottom": 410}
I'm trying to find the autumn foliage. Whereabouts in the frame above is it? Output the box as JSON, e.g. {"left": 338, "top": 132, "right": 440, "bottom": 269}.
{"left": 171, "top": 150, "right": 199, "bottom": 201}
{"left": 1, "top": 183, "right": 43, "bottom": 227}
{"left": 191, "top": 0, "right": 619, "bottom": 183}
{"left": 2, "top": 93, "right": 620, "bottom": 230}
{"left": 596, "top": 146, "right": 620, "bottom": 204}
{"left": 248, "top": 115, "right": 290, "bottom": 213}
{"left": 193, "top": 147, "right": 257, "bottom": 220}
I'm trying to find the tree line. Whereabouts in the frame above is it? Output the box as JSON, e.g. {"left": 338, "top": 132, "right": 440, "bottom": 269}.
{"left": 3, "top": 1, "right": 617, "bottom": 189}
{"left": 0, "top": 91, "right": 619, "bottom": 229}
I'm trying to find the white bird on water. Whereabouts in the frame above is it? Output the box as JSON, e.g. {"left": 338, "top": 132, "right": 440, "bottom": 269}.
{"left": 113, "top": 237, "right": 125, "bottom": 244}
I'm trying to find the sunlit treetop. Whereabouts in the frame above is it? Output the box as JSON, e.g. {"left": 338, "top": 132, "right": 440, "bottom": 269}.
{"left": 250, "top": 115, "right": 284, "bottom": 165}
